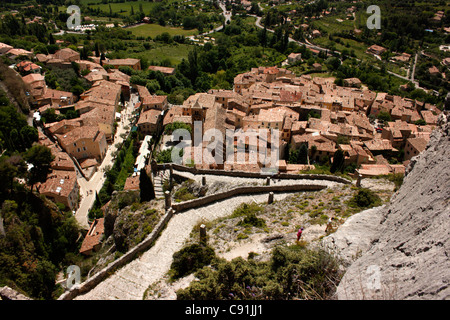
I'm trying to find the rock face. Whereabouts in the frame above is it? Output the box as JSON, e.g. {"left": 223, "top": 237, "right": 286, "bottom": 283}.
{"left": 0, "top": 286, "right": 32, "bottom": 300}
{"left": 322, "top": 206, "right": 385, "bottom": 268}
{"left": 335, "top": 113, "right": 450, "bottom": 300}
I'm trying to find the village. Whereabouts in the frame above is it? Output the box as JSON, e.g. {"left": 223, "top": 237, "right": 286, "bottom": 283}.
{"left": 163, "top": 64, "right": 438, "bottom": 175}
{"left": 0, "top": 38, "right": 441, "bottom": 256}
{"left": 0, "top": 0, "right": 449, "bottom": 303}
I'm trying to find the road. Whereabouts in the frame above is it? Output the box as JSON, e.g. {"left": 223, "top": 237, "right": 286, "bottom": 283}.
{"left": 74, "top": 93, "right": 139, "bottom": 230}
{"left": 199, "top": 1, "right": 231, "bottom": 36}
{"left": 253, "top": 13, "right": 339, "bottom": 55}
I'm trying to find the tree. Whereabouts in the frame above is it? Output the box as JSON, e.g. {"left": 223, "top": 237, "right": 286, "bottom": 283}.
{"left": 139, "top": 168, "right": 155, "bottom": 202}
{"left": 259, "top": 25, "right": 267, "bottom": 50}
{"left": 94, "top": 42, "right": 100, "bottom": 57}
{"left": 188, "top": 47, "right": 199, "bottom": 84}
{"left": 377, "top": 111, "right": 391, "bottom": 123}
{"left": 330, "top": 149, "right": 344, "bottom": 173}
{"left": 0, "top": 155, "right": 26, "bottom": 194}
{"left": 298, "top": 144, "right": 308, "bottom": 164}
{"left": 24, "top": 145, "right": 54, "bottom": 191}
{"left": 310, "top": 145, "right": 317, "bottom": 161}
{"left": 288, "top": 148, "right": 299, "bottom": 164}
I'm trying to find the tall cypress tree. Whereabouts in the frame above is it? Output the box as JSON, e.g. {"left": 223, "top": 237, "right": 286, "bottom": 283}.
{"left": 330, "top": 149, "right": 345, "bottom": 173}
{"left": 297, "top": 144, "right": 308, "bottom": 165}
{"left": 139, "top": 168, "right": 155, "bottom": 202}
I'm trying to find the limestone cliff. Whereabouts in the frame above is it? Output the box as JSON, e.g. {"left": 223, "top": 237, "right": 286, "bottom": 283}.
{"left": 331, "top": 113, "right": 450, "bottom": 300}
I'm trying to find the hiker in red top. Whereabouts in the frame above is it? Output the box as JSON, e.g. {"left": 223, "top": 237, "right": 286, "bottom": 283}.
{"left": 297, "top": 227, "right": 304, "bottom": 241}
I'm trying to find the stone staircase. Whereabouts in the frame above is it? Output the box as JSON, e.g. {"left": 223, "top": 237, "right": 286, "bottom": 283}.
{"left": 152, "top": 170, "right": 170, "bottom": 199}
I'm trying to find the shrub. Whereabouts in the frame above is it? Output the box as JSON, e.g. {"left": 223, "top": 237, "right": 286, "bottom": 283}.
{"left": 173, "top": 187, "right": 197, "bottom": 202}
{"left": 387, "top": 173, "right": 404, "bottom": 191}
{"left": 348, "top": 188, "right": 382, "bottom": 208}
{"left": 170, "top": 243, "right": 216, "bottom": 280}
{"left": 231, "top": 202, "right": 263, "bottom": 218}
{"left": 237, "top": 212, "right": 266, "bottom": 228}
{"left": 176, "top": 245, "right": 343, "bottom": 300}
{"left": 237, "top": 233, "right": 249, "bottom": 240}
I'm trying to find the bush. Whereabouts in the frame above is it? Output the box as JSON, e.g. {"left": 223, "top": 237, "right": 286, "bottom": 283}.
{"left": 176, "top": 245, "right": 343, "bottom": 300}
{"left": 237, "top": 212, "right": 266, "bottom": 228}
{"left": 231, "top": 202, "right": 263, "bottom": 218}
{"left": 170, "top": 244, "right": 216, "bottom": 280}
{"left": 387, "top": 173, "right": 404, "bottom": 191}
{"left": 173, "top": 187, "right": 197, "bottom": 202}
{"left": 348, "top": 188, "right": 382, "bottom": 208}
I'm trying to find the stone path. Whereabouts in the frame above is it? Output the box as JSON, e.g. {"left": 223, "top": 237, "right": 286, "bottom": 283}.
{"left": 153, "top": 170, "right": 170, "bottom": 199}
{"left": 75, "top": 191, "right": 320, "bottom": 300}
{"left": 75, "top": 173, "right": 344, "bottom": 300}
{"left": 174, "top": 169, "right": 344, "bottom": 188}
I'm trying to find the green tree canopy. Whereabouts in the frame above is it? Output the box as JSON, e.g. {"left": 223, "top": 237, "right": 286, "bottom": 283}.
{"left": 24, "top": 144, "right": 54, "bottom": 190}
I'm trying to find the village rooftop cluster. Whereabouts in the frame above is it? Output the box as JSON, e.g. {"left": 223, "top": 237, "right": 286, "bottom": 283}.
{"left": 163, "top": 65, "right": 439, "bottom": 175}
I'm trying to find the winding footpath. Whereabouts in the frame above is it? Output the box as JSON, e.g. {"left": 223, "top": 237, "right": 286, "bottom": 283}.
{"left": 74, "top": 175, "right": 344, "bottom": 300}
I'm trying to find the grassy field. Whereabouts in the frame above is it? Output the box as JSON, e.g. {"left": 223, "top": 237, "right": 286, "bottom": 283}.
{"left": 311, "top": 14, "right": 356, "bottom": 34}
{"left": 80, "top": 0, "right": 173, "bottom": 15}
{"left": 129, "top": 43, "right": 193, "bottom": 65}
{"left": 128, "top": 23, "right": 198, "bottom": 38}
{"left": 313, "top": 36, "right": 374, "bottom": 61}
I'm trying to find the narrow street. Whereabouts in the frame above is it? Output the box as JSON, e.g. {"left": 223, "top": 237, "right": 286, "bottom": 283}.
{"left": 200, "top": 1, "right": 231, "bottom": 36}
{"left": 74, "top": 93, "right": 139, "bottom": 230}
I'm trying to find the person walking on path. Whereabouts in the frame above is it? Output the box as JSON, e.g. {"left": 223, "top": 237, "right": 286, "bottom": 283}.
{"left": 297, "top": 227, "right": 304, "bottom": 241}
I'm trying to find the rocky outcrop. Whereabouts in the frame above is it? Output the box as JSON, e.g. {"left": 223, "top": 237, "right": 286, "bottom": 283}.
{"left": 0, "top": 286, "right": 32, "bottom": 300}
{"left": 322, "top": 206, "right": 385, "bottom": 268}
{"left": 333, "top": 113, "right": 450, "bottom": 300}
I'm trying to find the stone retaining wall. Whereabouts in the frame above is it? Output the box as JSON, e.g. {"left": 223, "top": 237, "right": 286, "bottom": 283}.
{"left": 156, "top": 163, "right": 352, "bottom": 185}
{"left": 58, "top": 208, "right": 174, "bottom": 300}
{"left": 171, "top": 184, "right": 327, "bottom": 213}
